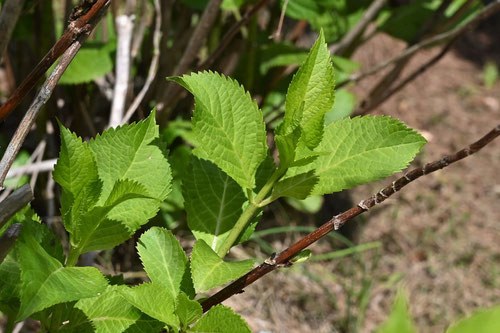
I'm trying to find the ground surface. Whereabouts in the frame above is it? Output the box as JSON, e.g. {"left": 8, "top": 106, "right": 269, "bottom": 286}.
{"left": 224, "top": 25, "right": 500, "bottom": 333}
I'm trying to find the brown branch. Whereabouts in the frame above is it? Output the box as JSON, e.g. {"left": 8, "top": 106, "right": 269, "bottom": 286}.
{"left": 0, "top": 3, "right": 109, "bottom": 188}
{"left": 201, "top": 124, "right": 500, "bottom": 312}
{"left": 0, "top": 184, "right": 33, "bottom": 229}
{"left": 0, "top": 0, "right": 27, "bottom": 59}
{"left": 0, "top": 0, "right": 110, "bottom": 122}
{"left": 0, "top": 223, "right": 23, "bottom": 264}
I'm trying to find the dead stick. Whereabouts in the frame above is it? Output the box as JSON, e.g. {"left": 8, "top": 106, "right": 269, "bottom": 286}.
{"left": 0, "top": 184, "right": 33, "bottom": 228}
{"left": 201, "top": 124, "right": 500, "bottom": 312}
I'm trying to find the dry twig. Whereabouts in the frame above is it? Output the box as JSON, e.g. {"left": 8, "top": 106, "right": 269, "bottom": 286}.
{"left": 0, "top": 0, "right": 26, "bottom": 59}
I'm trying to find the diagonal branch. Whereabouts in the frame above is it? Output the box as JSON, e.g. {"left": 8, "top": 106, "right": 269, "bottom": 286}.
{"left": 201, "top": 123, "right": 500, "bottom": 312}
{"left": 0, "top": 2, "right": 109, "bottom": 188}
{"left": 0, "top": 0, "right": 110, "bottom": 122}
{"left": 0, "top": 0, "right": 26, "bottom": 59}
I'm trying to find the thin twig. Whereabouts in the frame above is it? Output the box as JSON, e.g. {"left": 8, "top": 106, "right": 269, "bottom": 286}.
{"left": 0, "top": 224, "right": 23, "bottom": 264}
{"left": 6, "top": 159, "right": 57, "bottom": 179}
{"left": 122, "top": 0, "right": 161, "bottom": 124}
{"left": 109, "top": 14, "right": 134, "bottom": 127}
{"left": 0, "top": 184, "right": 33, "bottom": 228}
{"left": 329, "top": 0, "right": 387, "bottom": 55}
{"left": 201, "top": 124, "right": 500, "bottom": 312}
{"left": 0, "top": 0, "right": 110, "bottom": 122}
{"left": 339, "top": 0, "right": 500, "bottom": 89}
{"left": 269, "top": 0, "right": 289, "bottom": 41}
{"left": 198, "top": 0, "right": 270, "bottom": 71}
{"left": 0, "top": 0, "right": 27, "bottom": 59}
{"left": 0, "top": 3, "right": 109, "bottom": 188}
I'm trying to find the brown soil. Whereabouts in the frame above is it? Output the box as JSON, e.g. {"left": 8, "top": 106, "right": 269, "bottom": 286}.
{"left": 224, "top": 27, "right": 500, "bottom": 332}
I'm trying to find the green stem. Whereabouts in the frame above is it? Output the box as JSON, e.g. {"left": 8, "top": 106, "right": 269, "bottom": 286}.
{"left": 66, "top": 247, "right": 80, "bottom": 267}
{"left": 217, "top": 169, "right": 282, "bottom": 258}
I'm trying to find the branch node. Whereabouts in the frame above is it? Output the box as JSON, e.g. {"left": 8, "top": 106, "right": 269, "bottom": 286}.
{"left": 358, "top": 200, "right": 370, "bottom": 211}
{"left": 333, "top": 215, "right": 344, "bottom": 230}
{"left": 464, "top": 147, "right": 472, "bottom": 156}
{"left": 403, "top": 173, "right": 412, "bottom": 182}
{"left": 264, "top": 252, "right": 277, "bottom": 266}
{"left": 440, "top": 157, "right": 449, "bottom": 167}
{"left": 378, "top": 189, "right": 388, "bottom": 198}
{"left": 392, "top": 180, "right": 398, "bottom": 193}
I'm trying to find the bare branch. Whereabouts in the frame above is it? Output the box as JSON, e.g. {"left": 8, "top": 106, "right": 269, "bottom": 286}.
{"left": 122, "top": 0, "right": 162, "bottom": 124}
{"left": 0, "top": 184, "right": 33, "bottom": 228}
{"left": 0, "top": 224, "right": 23, "bottom": 264}
{"left": 201, "top": 124, "right": 500, "bottom": 312}
{"left": 0, "top": 0, "right": 110, "bottom": 122}
{"left": 0, "top": 0, "right": 26, "bottom": 59}
{"left": 109, "top": 14, "right": 134, "bottom": 127}
{"left": 329, "top": 0, "right": 388, "bottom": 56}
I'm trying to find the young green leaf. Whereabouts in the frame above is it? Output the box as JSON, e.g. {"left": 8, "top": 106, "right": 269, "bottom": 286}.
{"left": 169, "top": 71, "right": 267, "bottom": 190}
{"left": 446, "top": 306, "right": 500, "bottom": 333}
{"left": 273, "top": 116, "right": 427, "bottom": 199}
{"left": 16, "top": 223, "right": 108, "bottom": 321}
{"left": 183, "top": 157, "right": 247, "bottom": 253}
{"left": 190, "top": 240, "right": 254, "bottom": 293}
{"left": 281, "top": 30, "right": 335, "bottom": 150}
{"left": 53, "top": 124, "right": 100, "bottom": 235}
{"left": 75, "top": 285, "right": 143, "bottom": 332}
{"left": 190, "top": 304, "right": 251, "bottom": 333}
{"left": 89, "top": 111, "right": 172, "bottom": 224}
{"left": 376, "top": 289, "right": 417, "bottom": 333}
{"left": 70, "top": 180, "right": 153, "bottom": 253}
{"left": 175, "top": 292, "right": 202, "bottom": 330}
{"left": 119, "top": 283, "right": 179, "bottom": 329}
{"left": 137, "top": 228, "right": 192, "bottom": 299}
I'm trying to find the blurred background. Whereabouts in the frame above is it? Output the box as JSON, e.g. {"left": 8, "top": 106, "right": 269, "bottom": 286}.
{"left": 0, "top": 0, "right": 499, "bottom": 331}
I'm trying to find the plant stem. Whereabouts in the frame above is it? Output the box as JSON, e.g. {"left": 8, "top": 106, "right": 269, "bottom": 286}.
{"left": 217, "top": 169, "right": 282, "bottom": 258}
{"left": 66, "top": 247, "right": 80, "bottom": 267}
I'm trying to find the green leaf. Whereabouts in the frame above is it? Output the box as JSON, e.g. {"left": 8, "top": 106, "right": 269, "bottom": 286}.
{"left": 273, "top": 116, "right": 426, "bottom": 199}
{"left": 183, "top": 157, "right": 247, "bottom": 253}
{"left": 71, "top": 180, "right": 153, "bottom": 253}
{"left": 16, "top": 225, "right": 108, "bottom": 321}
{"left": 285, "top": 195, "right": 324, "bottom": 214}
{"left": 289, "top": 249, "right": 312, "bottom": 264}
{"left": 119, "top": 283, "right": 179, "bottom": 329}
{"left": 89, "top": 111, "right": 171, "bottom": 205}
{"left": 190, "top": 240, "right": 254, "bottom": 293}
{"left": 483, "top": 61, "right": 498, "bottom": 89}
{"left": 282, "top": 30, "right": 335, "bottom": 150}
{"left": 56, "top": 43, "right": 114, "bottom": 85}
{"left": 169, "top": 71, "right": 267, "bottom": 189}
{"left": 446, "top": 306, "right": 500, "bottom": 333}
{"left": 190, "top": 304, "right": 250, "bottom": 333}
{"left": 59, "top": 304, "right": 94, "bottom": 333}
{"left": 137, "top": 227, "right": 192, "bottom": 299}
{"left": 259, "top": 43, "right": 309, "bottom": 75}
{"left": 75, "top": 285, "right": 142, "bottom": 333}
{"left": 376, "top": 289, "right": 417, "bottom": 333}
{"left": 53, "top": 123, "right": 100, "bottom": 235}
{"left": 176, "top": 292, "right": 202, "bottom": 330}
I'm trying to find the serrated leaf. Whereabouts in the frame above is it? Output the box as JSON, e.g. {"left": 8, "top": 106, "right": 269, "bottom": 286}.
{"left": 376, "top": 289, "right": 417, "bottom": 333}
{"left": 16, "top": 224, "right": 108, "bottom": 321}
{"left": 446, "top": 306, "right": 500, "bottom": 333}
{"left": 119, "top": 283, "right": 179, "bottom": 329}
{"left": 190, "top": 304, "right": 250, "bottom": 333}
{"left": 137, "top": 228, "right": 191, "bottom": 299}
{"left": 59, "top": 303, "right": 94, "bottom": 333}
{"left": 71, "top": 179, "right": 153, "bottom": 253}
{"left": 190, "top": 240, "right": 254, "bottom": 293}
{"left": 169, "top": 71, "right": 267, "bottom": 189}
{"left": 273, "top": 116, "right": 426, "bottom": 199}
{"left": 89, "top": 111, "right": 172, "bottom": 224}
{"left": 282, "top": 30, "right": 335, "bottom": 149}
{"left": 53, "top": 124, "right": 100, "bottom": 235}
{"left": 176, "top": 292, "right": 202, "bottom": 329}
{"left": 183, "top": 157, "right": 247, "bottom": 253}
{"left": 75, "top": 285, "right": 142, "bottom": 333}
